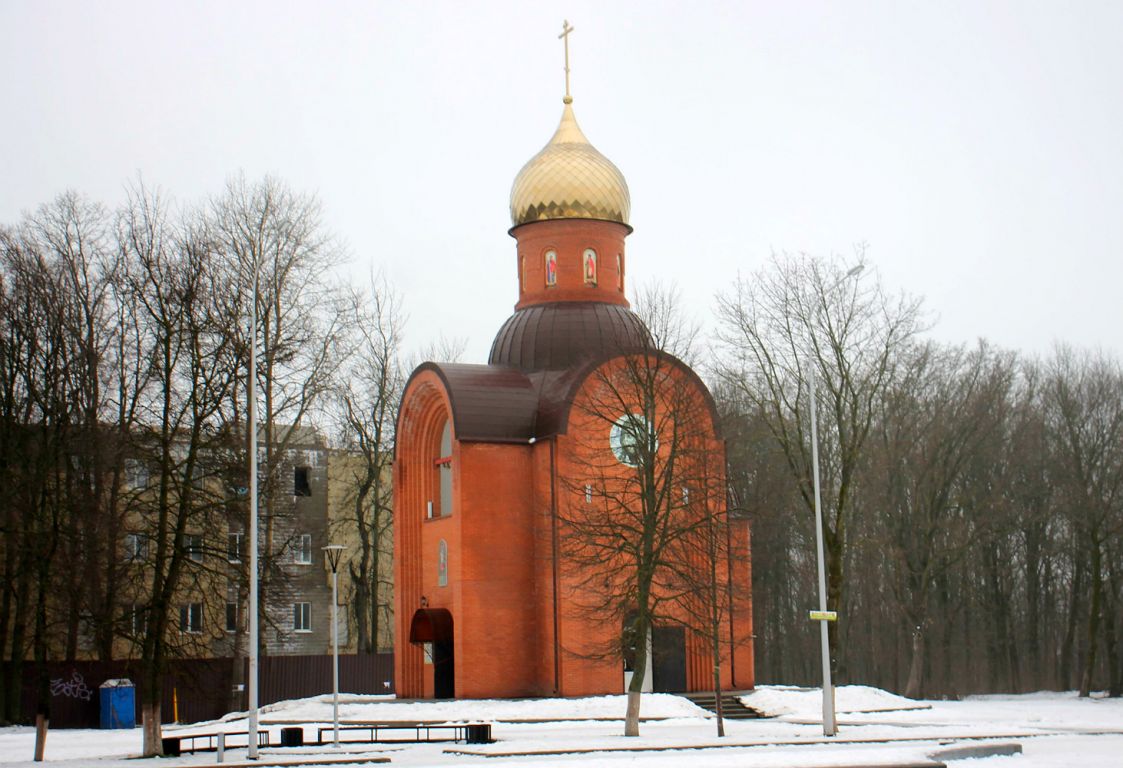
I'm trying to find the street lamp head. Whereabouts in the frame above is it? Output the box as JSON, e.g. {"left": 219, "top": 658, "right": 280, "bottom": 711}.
{"left": 322, "top": 544, "right": 346, "bottom": 573}
{"left": 845, "top": 264, "right": 864, "bottom": 279}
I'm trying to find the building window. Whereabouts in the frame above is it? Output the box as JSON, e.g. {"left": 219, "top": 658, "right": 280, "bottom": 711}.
{"left": 125, "top": 459, "right": 149, "bottom": 489}
{"left": 185, "top": 534, "right": 203, "bottom": 563}
{"left": 293, "top": 602, "right": 311, "bottom": 632}
{"left": 295, "top": 533, "right": 313, "bottom": 564}
{"left": 180, "top": 603, "right": 202, "bottom": 634}
{"left": 437, "top": 420, "right": 453, "bottom": 517}
{"left": 125, "top": 532, "right": 147, "bottom": 562}
{"left": 438, "top": 540, "right": 448, "bottom": 587}
{"left": 226, "top": 602, "right": 238, "bottom": 633}
{"left": 682, "top": 486, "right": 691, "bottom": 506}
{"left": 616, "top": 253, "right": 623, "bottom": 291}
{"left": 583, "top": 248, "right": 597, "bottom": 285}
{"left": 294, "top": 466, "right": 312, "bottom": 496}
{"left": 228, "top": 532, "right": 243, "bottom": 563}
{"left": 544, "top": 249, "right": 557, "bottom": 287}
{"left": 585, "top": 483, "right": 593, "bottom": 504}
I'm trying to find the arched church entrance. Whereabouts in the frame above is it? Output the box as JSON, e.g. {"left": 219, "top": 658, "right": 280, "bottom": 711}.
{"left": 410, "top": 608, "right": 455, "bottom": 698}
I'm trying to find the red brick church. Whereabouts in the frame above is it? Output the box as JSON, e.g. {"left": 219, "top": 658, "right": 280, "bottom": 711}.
{"left": 393, "top": 74, "right": 754, "bottom": 699}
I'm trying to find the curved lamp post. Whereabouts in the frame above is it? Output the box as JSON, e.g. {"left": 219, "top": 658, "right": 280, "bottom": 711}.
{"left": 323, "top": 544, "right": 346, "bottom": 747}
{"left": 809, "top": 263, "right": 863, "bottom": 737}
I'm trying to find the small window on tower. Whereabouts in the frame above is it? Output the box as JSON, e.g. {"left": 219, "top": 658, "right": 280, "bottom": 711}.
{"left": 545, "top": 250, "right": 557, "bottom": 287}
{"left": 583, "top": 248, "right": 597, "bottom": 285}
{"left": 616, "top": 254, "right": 623, "bottom": 291}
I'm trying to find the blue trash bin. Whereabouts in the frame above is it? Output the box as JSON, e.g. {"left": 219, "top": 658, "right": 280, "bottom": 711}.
{"left": 99, "top": 679, "right": 135, "bottom": 729}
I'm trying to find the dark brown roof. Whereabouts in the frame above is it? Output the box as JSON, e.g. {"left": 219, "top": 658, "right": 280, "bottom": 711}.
{"left": 418, "top": 350, "right": 723, "bottom": 444}
{"left": 420, "top": 363, "right": 540, "bottom": 443}
{"left": 488, "top": 302, "right": 650, "bottom": 372}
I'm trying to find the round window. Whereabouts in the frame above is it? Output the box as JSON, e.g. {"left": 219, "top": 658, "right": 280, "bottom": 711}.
{"left": 609, "top": 413, "right": 656, "bottom": 467}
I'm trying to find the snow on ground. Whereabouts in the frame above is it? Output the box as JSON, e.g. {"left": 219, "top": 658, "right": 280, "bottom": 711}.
{"left": 743, "top": 684, "right": 930, "bottom": 716}
{"left": 0, "top": 687, "right": 1119, "bottom": 767}
{"left": 244, "top": 691, "right": 708, "bottom": 724}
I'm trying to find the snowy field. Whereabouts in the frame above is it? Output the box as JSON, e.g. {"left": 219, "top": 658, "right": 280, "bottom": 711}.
{"left": 0, "top": 686, "right": 1119, "bottom": 767}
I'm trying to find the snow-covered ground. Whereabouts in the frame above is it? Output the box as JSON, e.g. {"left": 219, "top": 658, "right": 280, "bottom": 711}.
{"left": 0, "top": 686, "right": 1119, "bottom": 767}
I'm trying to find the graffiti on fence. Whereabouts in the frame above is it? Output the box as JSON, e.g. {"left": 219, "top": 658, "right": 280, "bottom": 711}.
{"left": 49, "top": 670, "right": 93, "bottom": 701}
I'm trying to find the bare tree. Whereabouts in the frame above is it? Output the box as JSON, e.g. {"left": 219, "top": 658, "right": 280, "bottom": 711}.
{"left": 120, "top": 187, "right": 238, "bottom": 755}
{"left": 0, "top": 221, "right": 77, "bottom": 750}
{"left": 211, "top": 175, "right": 348, "bottom": 682}
{"left": 715, "top": 251, "right": 924, "bottom": 679}
{"left": 332, "top": 275, "right": 404, "bottom": 654}
{"left": 558, "top": 285, "right": 730, "bottom": 736}
{"left": 1044, "top": 346, "right": 1123, "bottom": 697}
{"left": 871, "top": 341, "right": 1013, "bottom": 697}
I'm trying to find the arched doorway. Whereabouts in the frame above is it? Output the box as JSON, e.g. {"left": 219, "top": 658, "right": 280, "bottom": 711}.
{"left": 410, "top": 608, "right": 455, "bottom": 698}
{"left": 651, "top": 625, "right": 686, "bottom": 692}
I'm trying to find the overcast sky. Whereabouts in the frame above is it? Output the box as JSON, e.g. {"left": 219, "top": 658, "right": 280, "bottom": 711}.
{"left": 2, "top": 1, "right": 1121, "bottom": 363}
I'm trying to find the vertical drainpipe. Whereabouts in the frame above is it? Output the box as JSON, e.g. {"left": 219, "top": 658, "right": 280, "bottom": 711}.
{"left": 550, "top": 435, "right": 560, "bottom": 695}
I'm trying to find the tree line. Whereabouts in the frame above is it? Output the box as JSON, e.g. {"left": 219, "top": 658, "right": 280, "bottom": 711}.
{"left": 714, "top": 253, "right": 1123, "bottom": 699}
{"left": 0, "top": 178, "right": 403, "bottom": 755}
{"left": 2, "top": 178, "right": 1118, "bottom": 757}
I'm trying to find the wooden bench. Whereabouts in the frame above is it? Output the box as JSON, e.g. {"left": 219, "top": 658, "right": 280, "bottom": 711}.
{"left": 314, "top": 721, "right": 493, "bottom": 745}
{"left": 161, "top": 729, "right": 269, "bottom": 756}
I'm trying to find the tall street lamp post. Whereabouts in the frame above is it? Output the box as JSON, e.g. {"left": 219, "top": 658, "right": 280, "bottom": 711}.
{"left": 247, "top": 266, "right": 260, "bottom": 760}
{"left": 323, "top": 544, "right": 346, "bottom": 748}
{"left": 808, "top": 263, "right": 863, "bottom": 738}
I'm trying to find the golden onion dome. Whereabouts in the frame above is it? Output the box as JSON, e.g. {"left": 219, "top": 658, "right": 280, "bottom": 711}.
{"left": 510, "top": 100, "right": 631, "bottom": 228}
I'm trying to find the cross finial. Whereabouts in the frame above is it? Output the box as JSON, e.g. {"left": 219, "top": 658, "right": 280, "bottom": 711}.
{"left": 559, "top": 20, "right": 574, "bottom": 104}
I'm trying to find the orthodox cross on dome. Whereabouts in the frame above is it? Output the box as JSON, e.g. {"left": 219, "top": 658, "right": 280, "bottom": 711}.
{"left": 559, "top": 19, "right": 574, "bottom": 104}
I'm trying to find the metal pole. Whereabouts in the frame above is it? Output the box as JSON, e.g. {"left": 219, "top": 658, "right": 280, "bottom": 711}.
{"left": 247, "top": 269, "right": 260, "bottom": 759}
{"left": 809, "top": 364, "right": 837, "bottom": 736}
{"left": 332, "top": 568, "right": 340, "bottom": 747}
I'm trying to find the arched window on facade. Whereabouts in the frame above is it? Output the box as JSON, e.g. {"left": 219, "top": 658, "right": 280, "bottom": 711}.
{"left": 545, "top": 249, "right": 557, "bottom": 287}
{"left": 434, "top": 419, "right": 453, "bottom": 517}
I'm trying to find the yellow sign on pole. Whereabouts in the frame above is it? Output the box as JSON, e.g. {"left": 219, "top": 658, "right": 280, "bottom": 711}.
{"left": 809, "top": 610, "right": 838, "bottom": 622}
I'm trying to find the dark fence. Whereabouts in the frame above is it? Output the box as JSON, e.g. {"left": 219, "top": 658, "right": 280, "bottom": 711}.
{"left": 6, "top": 653, "right": 394, "bottom": 728}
